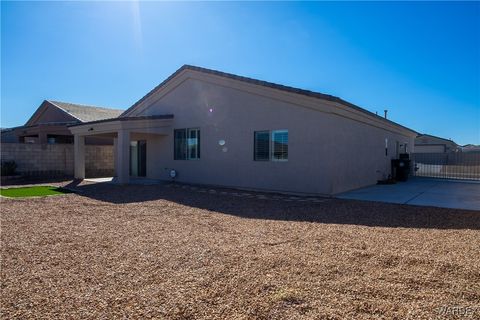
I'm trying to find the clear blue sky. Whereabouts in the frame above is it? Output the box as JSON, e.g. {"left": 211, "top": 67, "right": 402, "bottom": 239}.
{"left": 2, "top": 1, "right": 479, "bottom": 145}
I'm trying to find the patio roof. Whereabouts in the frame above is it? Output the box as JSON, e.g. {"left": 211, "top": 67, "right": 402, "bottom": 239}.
{"left": 68, "top": 114, "right": 174, "bottom": 136}
{"left": 68, "top": 114, "right": 174, "bottom": 128}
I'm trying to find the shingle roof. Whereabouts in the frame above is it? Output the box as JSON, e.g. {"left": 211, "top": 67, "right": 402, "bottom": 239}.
{"left": 121, "top": 65, "right": 417, "bottom": 134}
{"left": 48, "top": 100, "right": 124, "bottom": 122}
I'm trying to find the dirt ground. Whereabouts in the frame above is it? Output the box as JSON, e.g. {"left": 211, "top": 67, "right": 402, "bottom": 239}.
{"left": 1, "top": 181, "right": 479, "bottom": 319}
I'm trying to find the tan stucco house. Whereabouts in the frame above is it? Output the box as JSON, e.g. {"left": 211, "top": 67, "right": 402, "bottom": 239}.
{"left": 70, "top": 65, "right": 417, "bottom": 195}
{"left": 13, "top": 100, "right": 123, "bottom": 144}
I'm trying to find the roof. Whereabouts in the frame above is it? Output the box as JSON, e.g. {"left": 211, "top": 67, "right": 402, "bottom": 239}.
{"left": 19, "top": 122, "right": 84, "bottom": 129}
{"left": 48, "top": 100, "right": 124, "bottom": 122}
{"left": 121, "top": 65, "right": 417, "bottom": 134}
{"left": 416, "top": 133, "right": 457, "bottom": 145}
{"left": 68, "top": 114, "right": 174, "bottom": 127}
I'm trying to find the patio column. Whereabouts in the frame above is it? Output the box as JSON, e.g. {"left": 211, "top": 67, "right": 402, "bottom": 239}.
{"left": 116, "top": 130, "right": 130, "bottom": 184}
{"left": 113, "top": 137, "right": 118, "bottom": 178}
{"left": 74, "top": 135, "right": 85, "bottom": 179}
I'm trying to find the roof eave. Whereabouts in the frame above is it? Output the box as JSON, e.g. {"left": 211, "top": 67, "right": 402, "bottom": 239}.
{"left": 68, "top": 114, "right": 174, "bottom": 128}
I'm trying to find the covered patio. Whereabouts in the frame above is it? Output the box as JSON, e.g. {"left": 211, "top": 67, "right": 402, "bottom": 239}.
{"left": 69, "top": 115, "right": 173, "bottom": 184}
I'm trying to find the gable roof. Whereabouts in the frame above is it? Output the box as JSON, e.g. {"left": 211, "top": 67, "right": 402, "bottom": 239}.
{"left": 48, "top": 100, "right": 124, "bottom": 122}
{"left": 25, "top": 100, "right": 124, "bottom": 126}
{"left": 121, "top": 65, "right": 417, "bottom": 134}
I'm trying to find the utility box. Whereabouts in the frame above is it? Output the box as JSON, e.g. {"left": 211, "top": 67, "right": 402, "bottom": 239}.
{"left": 392, "top": 158, "right": 411, "bottom": 181}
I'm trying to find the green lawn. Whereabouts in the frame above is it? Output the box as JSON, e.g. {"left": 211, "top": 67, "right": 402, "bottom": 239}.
{"left": 0, "top": 186, "right": 72, "bottom": 198}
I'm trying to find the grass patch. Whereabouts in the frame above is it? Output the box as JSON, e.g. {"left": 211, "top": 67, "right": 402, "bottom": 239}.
{"left": 0, "top": 186, "right": 72, "bottom": 198}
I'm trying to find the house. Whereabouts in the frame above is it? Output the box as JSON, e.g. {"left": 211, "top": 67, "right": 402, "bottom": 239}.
{"left": 1, "top": 128, "right": 19, "bottom": 143}
{"left": 13, "top": 100, "right": 123, "bottom": 144}
{"left": 415, "top": 134, "right": 459, "bottom": 153}
{"left": 69, "top": 65, "right": 417, "bottom": 195}
{"left": 460, "top": 144, "right": 480, "bottom": 153}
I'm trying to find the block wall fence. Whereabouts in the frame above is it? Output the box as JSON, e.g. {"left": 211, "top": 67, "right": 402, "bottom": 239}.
{"left": 1, "top": 143, "right": 114, "bottom": 178}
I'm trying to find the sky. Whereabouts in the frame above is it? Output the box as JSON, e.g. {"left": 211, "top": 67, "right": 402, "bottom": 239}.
{"left": 1, "top": 1, "right": 479, "bottom": 145}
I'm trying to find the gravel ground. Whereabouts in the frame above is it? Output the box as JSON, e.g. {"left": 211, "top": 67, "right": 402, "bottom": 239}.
{"left": 1, "top": 181, "right": 479, "bottom": 319}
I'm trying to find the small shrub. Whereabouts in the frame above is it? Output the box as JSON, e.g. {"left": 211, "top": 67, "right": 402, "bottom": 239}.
{"left": 271, "top": 288, "right": 304, "bottom": 305}
{"left": 1, "top": 161, "right": 17, "bottom": 176}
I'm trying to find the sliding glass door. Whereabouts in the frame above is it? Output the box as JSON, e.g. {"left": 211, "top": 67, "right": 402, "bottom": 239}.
{"left": 130, "top": 140, "right": 146, "bottom": 177}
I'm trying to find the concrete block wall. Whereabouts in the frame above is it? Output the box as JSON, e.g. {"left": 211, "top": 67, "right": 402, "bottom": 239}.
{"left": 85, "top": 145, "right": 115, "bottom": 177}
{"left": 1, "top": 143, "right": 114, "bottom": 178}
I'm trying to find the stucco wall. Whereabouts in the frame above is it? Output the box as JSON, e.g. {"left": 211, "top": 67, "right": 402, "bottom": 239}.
{"left": 128, "top": 77, "right": 415, "bottom": 195}
{"left": 1, "top": 143, "right": 114, "bottom": 178}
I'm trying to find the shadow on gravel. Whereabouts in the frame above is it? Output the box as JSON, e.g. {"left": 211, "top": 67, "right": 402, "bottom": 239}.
{"left": 65, "top": 180, "right": 480, "bottom": 230}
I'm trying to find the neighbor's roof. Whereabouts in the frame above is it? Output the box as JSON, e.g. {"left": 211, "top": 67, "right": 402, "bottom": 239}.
{"left": 24, "top": 100, "right": 124, "bottom": 127}
{"left": 416, "top": 133, "right": 457, "bottom": 145}
{"left": 48, "top": 100, "right": 124, "bottom": 122}
{"left": 121, "top": 65, "right": 417, "bottom": 134}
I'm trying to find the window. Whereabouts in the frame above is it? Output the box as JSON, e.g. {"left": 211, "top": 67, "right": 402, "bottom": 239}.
{"left": 254, "top": 131, "right": 270, "bottom": 161}
{"left": 272, "top": 130, "right": 288, "bottom": 161}
{"left": 187, "top": 128, "right": 200, "bottom": 160}
{"left": 174, "top": 129, "right": 186, "bottom": 160}
{"left": 254, "top": 130, "right": 288, "bottom": 161}
{"left": 174, "top": 128, "right": 200, "bottom": 160}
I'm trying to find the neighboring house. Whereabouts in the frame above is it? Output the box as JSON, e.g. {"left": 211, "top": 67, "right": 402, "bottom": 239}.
{"left": 13, "top": 100, "right": 123, "bottom": 144}
{"left": 1, "top": 128, "right": 19, "bottom": 143}
{"left": 70, "top": 65, "right": 417, "bottom": 195}
{"left": 415, "top": 134, "right": 459, "bottom": 153}
{"left": 461, "top": 144, "right": 480, "bottom": 153}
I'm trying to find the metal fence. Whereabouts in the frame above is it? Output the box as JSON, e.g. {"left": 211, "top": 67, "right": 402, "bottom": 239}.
{"left": 411, "top": 152, "right": 480, "bottom": 181}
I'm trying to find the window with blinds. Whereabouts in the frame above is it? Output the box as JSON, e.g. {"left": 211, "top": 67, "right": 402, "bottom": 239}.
{"left": 254, "top": 131, "right": 270, "bottom": 161}
{"left": 174, "top": 128, "right": 200, "bottom": 160}
{"left": 174, "top": 129, "right": 186, "bottom": 160}
{"left": 254, "top": 130, "right": 288, "bottom": 161}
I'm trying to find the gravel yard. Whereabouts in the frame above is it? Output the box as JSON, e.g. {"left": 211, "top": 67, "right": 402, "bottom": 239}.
{"left": 1, "top": 181, "right": 479, "bottom": 319}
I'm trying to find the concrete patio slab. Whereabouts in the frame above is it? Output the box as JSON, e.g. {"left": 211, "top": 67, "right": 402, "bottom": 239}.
{"left": 84, "top": 177, "right": 114, "bottom": 183}
{"left": 338, "top": 178, "right": 480, "bottom": 211}
{"left": 84, "top": 177, "right": 168, "bottom": 185}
